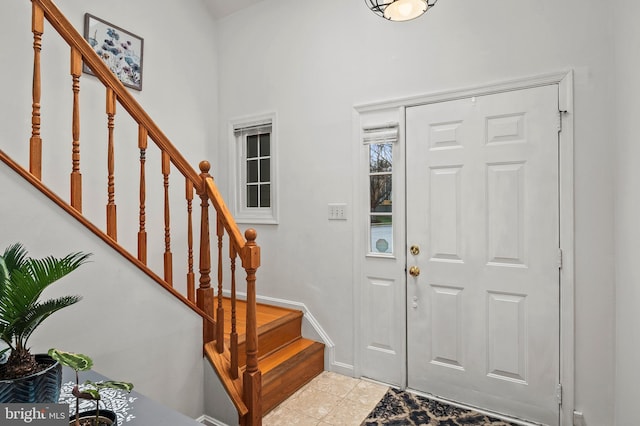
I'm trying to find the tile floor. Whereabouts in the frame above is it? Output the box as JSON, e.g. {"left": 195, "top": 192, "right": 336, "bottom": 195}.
{"left": 262, "top": 371, "right": 389, "bottom": 426}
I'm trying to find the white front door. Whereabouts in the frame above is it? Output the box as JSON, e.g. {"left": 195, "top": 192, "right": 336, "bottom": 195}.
{"left": 406, "top": 85, "right": 560, "bottom": 425}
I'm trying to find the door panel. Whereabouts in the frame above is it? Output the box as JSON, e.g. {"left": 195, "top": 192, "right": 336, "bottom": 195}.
{"left": 361, "top": 272, "right": 405, "bottom": 385}
{"left": 359, "top": 116, "right": 406, "bottom": 387}
{"left": 406, "top": 86, "right": 560, "bottom": 425}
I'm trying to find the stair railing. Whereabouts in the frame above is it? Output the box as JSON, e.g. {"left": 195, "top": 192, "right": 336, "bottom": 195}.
{"left": 11, "top": 0, "right": 263, "bottom": 423}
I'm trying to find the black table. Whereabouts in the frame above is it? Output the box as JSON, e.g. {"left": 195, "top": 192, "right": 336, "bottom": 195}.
{"left": 60, "top": 367, "right": 202, "bottom": 425}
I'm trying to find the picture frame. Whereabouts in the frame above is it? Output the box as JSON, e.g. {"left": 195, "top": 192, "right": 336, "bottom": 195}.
{"left": 83, "top": 13, "right": 144, "bottom": 91}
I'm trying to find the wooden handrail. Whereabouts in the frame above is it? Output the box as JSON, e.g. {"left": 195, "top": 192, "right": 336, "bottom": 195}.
{"left": 19, "top": 1, "right": 264, "bottom": 424}
{"left": 32, "top": 0, "right": 201, "bottom": 188}
{"left": 32, "top": 0, "right": 254, "bottom": 287}
{"left": 202, "top": 174, "right": 246, "bottom": 250}
{"left": 0, "top": 150, "right": 216, "bottom": 326}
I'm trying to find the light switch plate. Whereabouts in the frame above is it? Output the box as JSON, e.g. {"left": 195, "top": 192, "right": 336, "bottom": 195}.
{"left": 328, "top": 203, "right": 347, "bottom": 220}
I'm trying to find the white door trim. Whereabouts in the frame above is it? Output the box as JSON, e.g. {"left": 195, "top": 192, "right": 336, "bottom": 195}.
{"left": 353, "top": 70, "right": 574, "bottom": 426}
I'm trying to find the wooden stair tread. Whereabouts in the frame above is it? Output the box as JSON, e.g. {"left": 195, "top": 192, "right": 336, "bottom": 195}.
{"left": 219, "top": 298, "right": 302, "bottom": 338}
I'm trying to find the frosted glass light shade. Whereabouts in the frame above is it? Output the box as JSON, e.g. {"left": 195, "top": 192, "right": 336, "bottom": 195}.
{"left": 365, "top": 0, "right": 438, "bottom": 22}
{"left": 384, "top": 0, "right": 428, "bottom": 21}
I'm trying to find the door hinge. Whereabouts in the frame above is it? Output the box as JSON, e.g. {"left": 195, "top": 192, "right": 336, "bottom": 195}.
{"left": 556, "top": 383, "right": 563, "bottom": 405}
{"left": 558, "top": 248, "right": 563, "bottom": 269}
{"left": 557, "top": 110, "right": 565, "bottom": 132}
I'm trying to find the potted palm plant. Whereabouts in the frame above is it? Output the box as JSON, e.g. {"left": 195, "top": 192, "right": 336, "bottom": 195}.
{"left": 0, "top": 243, "right": 91, "bottom": 403}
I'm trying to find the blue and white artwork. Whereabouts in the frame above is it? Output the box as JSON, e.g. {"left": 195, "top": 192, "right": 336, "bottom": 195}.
{"left": 84, "top": 14, "right": 144, "bottom": 91}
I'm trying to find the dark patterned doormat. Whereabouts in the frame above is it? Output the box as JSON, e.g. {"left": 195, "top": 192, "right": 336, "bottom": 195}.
{"left": 361, "top": 388, "right": 520, "bottom": 425}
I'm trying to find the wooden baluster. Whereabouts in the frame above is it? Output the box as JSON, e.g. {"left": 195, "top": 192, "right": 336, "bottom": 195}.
{"left": 229, "top": 245, "right": 239, "bottom": 379}
{"left": 198, "top": 161, "right": 215, "bottom": 343}
{"left": 30, "top": 3, "right": 44, "bottom": 180}
{"left": 106, "top": 88, "right": 117, "bottom": 240}
{"left": 216, "top": 215, "right": 225, "bottom": 354}
{"left": 186, "top": 179, "right": 195, "bottom": 303}
{"left": 70, "top": 48, "right": 82, "bottom": 211}
{"left": 138, "top": 126, "right": 148, "bottom": 264}
{"left": 163, "top": 151, "right": 173, "bottom": 285}
{"left": 242, "top": 229, "right": 261, "bottom": 425}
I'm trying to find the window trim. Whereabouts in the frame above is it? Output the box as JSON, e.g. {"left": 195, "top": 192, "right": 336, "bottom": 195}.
{"left": 229, "top": 112, "right": 279, "bottom": 224}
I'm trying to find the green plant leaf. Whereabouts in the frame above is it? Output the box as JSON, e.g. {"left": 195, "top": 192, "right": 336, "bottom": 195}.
{"left": 48, "top": 348, "right": 93, "bottom": 371}
{"left": 17, "top": 296, "right": 82, "bottom": 344}
{"left": 101, "top": 380, "right": 134, "bottom": 393}
{"left": 85, "top": 380, "right": 134, "bottom": 393}
{"left": 80, "top": 388, "right": 101, "bottom": 400}
{"left": 0, "top": 256, "right": 10, "bottom": 291}
{"left": 0, "top": 245, "right": 90, "bottom": 354}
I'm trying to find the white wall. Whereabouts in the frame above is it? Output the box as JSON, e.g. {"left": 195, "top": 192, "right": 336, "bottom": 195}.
{"left": 0, "top": 0, "right": 628, "bottom": 424}
{"left": 0, "top": 0, "right": 218, "bottom": 166}
{"left": 203, "top": 359, "right": 237, "bottom": 425}
{"left": 613, "top": 0, "right": 640, "bottom": 425}
{"left": 0, "top": 0, "right": 219, "bottom": 290}
{"left": 0, "top": 163, "right": 204, "bottom": 418}
{"left": 0, "top": 0, "right": 220, "bottom": 419}
{"left": 215, "top": 1, "right": 616, "bottom": 425}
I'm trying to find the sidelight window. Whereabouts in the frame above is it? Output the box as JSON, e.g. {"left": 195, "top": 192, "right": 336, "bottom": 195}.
{"left": 364, "top": 124, "right": 398, "bottom": 255}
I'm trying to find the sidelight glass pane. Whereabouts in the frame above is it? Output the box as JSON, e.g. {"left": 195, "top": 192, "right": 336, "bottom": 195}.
{"left": 368, "top": 142, "right": 393, "bottom": 255}
{"left": 370, "top": 215, "right": 393, "bottom": 253}
{"left": 370, "top": 175, "right": 392, "bottom": 213}
{"left": 247, "top": 135, "right": 258, "bottom": 158}
{"left": 370, "top": 143, "right": 392, "bottom": 173}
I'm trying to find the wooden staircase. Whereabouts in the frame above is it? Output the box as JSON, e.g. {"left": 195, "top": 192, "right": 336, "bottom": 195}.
{"left": 205, "top": 300, "right": 325, "bottom": 416}
{"left": 2, "top": 0, "right": 329, "bottom": 423}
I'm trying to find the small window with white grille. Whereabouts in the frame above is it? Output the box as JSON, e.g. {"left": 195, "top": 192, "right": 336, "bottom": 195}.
{"left": 231, "top": 114, "right": 278, "bottom": 224}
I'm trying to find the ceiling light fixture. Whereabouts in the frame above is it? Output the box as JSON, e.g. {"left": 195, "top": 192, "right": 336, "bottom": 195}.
{"left": 365, "top": 0, "right": 438, "bottom": 22}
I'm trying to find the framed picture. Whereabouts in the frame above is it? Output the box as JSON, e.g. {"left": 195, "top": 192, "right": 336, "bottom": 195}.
{"left": 83, "top": 14, "right": 144, "bottom": 91}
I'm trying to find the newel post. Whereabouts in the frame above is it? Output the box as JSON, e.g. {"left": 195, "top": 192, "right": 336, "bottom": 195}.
{"left": 242, "top": 229, "right": 262, "bottom": 425}
{"left": 197, "top": 161, "right": 215, "bottom": 343}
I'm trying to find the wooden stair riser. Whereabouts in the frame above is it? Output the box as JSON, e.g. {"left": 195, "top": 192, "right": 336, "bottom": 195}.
{"left": 260, "top": 341, "right": 325, "bottom": 415}
{"left": 233, "top": 314, "right": 303, "bottom": 367}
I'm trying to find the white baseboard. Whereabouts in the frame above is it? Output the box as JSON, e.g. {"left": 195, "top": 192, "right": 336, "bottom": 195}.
{"left": 195, "top": 414, "right": 228, "bottom": 426}
{"left": 222, "top": 290, "right": 355, "bottom": 376}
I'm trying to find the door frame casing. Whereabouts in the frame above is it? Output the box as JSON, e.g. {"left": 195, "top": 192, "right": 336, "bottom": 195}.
{"left": 352, "top": 71, "right": 574, "bottom": 425}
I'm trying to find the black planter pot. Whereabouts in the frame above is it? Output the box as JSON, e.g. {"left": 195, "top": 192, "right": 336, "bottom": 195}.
{"left": 0, "top": 354, "right": 62, "bottom": 403}
{"left": 69, "top": 409, "right": 117, "bottom": 426}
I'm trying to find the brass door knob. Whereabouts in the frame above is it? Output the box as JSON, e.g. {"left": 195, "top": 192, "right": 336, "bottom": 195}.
{"left": 409, "top": 266, "right": 421, "bottom": 277}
